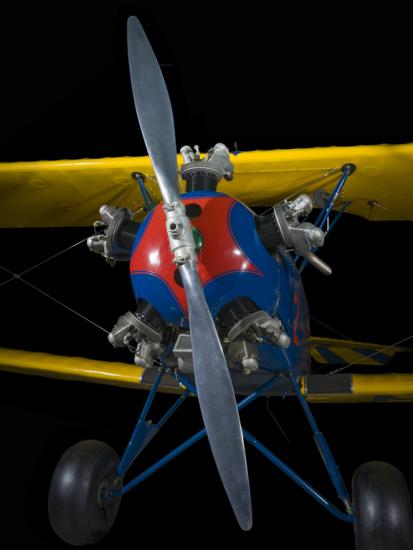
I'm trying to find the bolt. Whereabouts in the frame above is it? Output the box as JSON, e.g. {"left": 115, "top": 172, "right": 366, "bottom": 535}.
{"left": 169, "top": 221, "right": 183, "bottom": 236}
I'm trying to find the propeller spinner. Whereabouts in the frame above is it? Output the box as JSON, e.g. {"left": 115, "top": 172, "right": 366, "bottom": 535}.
{"left": 127, "top": 16, "right": 252, "bottom": 530}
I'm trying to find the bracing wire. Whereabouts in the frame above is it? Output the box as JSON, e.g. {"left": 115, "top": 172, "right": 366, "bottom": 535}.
{"left": 0, "top": 234, "right": 109, "bottom": 335}
{"left": 328, "top": 335, "right": 413, "bottom": 375}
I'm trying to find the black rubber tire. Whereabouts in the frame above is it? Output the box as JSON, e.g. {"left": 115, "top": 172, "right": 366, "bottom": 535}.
{"left": 48, "top": 440, "right": 122, "bottom": 546}
{"left": 352, "top": 461, "right": 413, "bottom": 550}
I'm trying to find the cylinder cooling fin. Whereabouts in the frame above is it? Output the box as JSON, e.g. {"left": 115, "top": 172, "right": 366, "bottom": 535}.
{"left": 216, "top": 297, "right": 290, "bottom": 375}
{"left": 134, "top": 298, "right": 166, "bottom": 335}
{"left": 108, "top": 299, "right": 166, "bottom": 369}
{"left": 255, "top": 194, "right": 331, "bottom": 275}
{"left": 87, "top": 205, "right": 140, "bottom": 264}
{"left": 254, "top": 212, "right": 283, "bottom": 255}
{"left": 180, "top": 143, "right": 234, "bottom": 192}
{"left": 217, "top": 297, "right": 260, "bottom": 335}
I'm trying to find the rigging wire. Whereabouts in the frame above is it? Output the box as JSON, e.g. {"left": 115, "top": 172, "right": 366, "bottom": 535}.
{"left": 0, "top": 264, "right": 109, "bottom": 335}
{"left": 254, "top": 166, "right": 340, "bottom": 219}
{"left": 265, "top": 397, "right": 290, "bottom": 443}
{"left": 0, "top": 236, "right": 89, "bottom": 290}
{"left": 0, "top": 233, "right": 109, "bottom": 335}
{"left": 310, "top": 316, "right": 352, "bottom": 340}
{"left": 281, "top": 167, "right": 340, "bottom": 203}
{"left": 328, "top": 334, "right": 413, "bottom": 375}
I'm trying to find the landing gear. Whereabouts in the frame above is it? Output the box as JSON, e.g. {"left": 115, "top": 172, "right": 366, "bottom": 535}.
{"left": 48, "top": 440, "right": 122, "bottom": 546}
{"left": 46, "top": 373, "right": 413, "bottom": 548}
{"left": 352, "top": 461, "right": 413, "bottom": 550}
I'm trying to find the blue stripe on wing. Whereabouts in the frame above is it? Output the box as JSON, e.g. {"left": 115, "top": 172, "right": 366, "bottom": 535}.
{"left": 352, "top": 348, "right": 393, "bottom": 365}
{"left": 316, "top": 347, "right": 347, "bottom": 364}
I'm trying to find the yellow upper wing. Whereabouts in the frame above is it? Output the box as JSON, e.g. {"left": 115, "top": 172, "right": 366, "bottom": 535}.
{"left": 1, "top": 143, "right": 413, "bottom": 227}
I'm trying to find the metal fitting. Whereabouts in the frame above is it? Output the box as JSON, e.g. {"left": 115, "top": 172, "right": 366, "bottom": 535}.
{"left": 228, "top": 340, "right": 259, "bottom": 375}
{"left": 180, "top": 143, "right": 234, "bottom": 192}
{"left": 164, "top": 201, "right": 197, "bottom": 265}
{"left": 108, "top": 309, "right": 163, "bottom": 370}
{"left": 285, "top": 194, "right": 313, "bottom": 221}
{"left": 227, "top": 309, "right": 290, "bottom": 348}
{"left": 272, "top": 195, "right": 332, "bottom": 275}
{"left": 134, "top": 340, "right": 161, "bottom": 369}
{"left": 87, "top": 205, "right": 139, "bottom": 263}
{"left": 260, "top": 316, "right": 291, "bottom": 348}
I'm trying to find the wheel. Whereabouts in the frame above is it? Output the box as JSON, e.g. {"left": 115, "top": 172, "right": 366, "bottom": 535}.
{"left": 352, "top": 461, "right": 413, "bottom": 550}
{"left": 48, "top": 440, "right": 122, "bottom": 546}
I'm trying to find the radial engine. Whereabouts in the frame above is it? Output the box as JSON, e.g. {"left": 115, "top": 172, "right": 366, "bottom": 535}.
{"left": 88, "top": 144, "right": 328, "bottom": 375}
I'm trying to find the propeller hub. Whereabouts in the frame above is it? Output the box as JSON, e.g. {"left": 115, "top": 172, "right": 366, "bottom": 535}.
{"left": 164, "top": 201, "right": 197, "bottom": 266}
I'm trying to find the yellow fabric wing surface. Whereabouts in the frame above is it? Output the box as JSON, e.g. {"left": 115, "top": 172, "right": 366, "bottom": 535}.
{"left": 0, "top": 347, "right": 181, "bottom": 394}
{"left": 1, "top": 143, "right": 413, "bottom": 227}
{"left": 2, "top": 347, "right": 413, "bottom": 403}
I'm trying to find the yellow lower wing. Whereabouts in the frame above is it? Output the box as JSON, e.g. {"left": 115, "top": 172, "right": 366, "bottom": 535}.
{"left": 302, "top": 374, "right": 413, "bottom": 403}
{"left": 1, "top": 143, "right": 413, "bottom": 227}
{"left": 0, "top": 347, "right": 181, "bottom": 394}
{"left": 2, "top": 347, "right": 413, "bottom": 403}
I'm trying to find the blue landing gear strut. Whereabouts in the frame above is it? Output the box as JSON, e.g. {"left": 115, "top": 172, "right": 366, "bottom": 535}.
{"left": 116, "top": 369, "right": 190, "bottom": 478}
{"left": 113, "top": 368, "right": 354, "bottom": 525}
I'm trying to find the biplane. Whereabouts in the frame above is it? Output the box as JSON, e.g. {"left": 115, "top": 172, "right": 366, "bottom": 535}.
{"left": 0, "top": 16, "right": 413, "bottom": 549}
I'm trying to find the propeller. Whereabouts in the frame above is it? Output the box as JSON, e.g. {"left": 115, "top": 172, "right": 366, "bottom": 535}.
{"left": 127, "top": 16, "right": 252, "bottom": 530}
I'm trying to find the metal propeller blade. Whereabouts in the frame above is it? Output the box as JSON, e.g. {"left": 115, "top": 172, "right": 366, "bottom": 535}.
{"left": 127, "top": 15, "right": 252, "bottom": 530}
{"left": 127, "top": 16, "right": 179, "bottom": 205}
{"left": 179, "top": 261, "right": 252, "bottom": 530}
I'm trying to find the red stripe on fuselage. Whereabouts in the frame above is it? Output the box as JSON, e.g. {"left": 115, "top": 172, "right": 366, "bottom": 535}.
{"left": 130, "top": 196, "right": 261, "bottom": 314}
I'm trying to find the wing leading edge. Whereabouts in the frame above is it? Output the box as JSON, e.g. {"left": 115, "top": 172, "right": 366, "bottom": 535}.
{"left": 2, "top": 347, "right": 413, "bottom": 403}
{"left": 0, "top": 347, "right": 181, "bottom": 394}
{"left": 1, "top": 143, "right": 413, "bottom": 227}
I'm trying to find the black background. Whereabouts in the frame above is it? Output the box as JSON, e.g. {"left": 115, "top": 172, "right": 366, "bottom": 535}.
{"left": 0, "top": 3, "right": 412, "bottom": 548}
